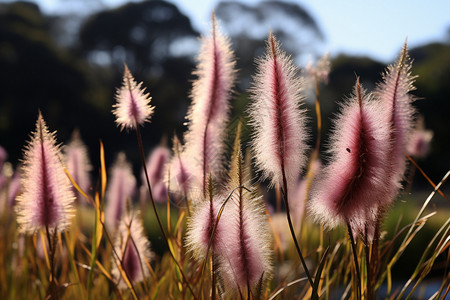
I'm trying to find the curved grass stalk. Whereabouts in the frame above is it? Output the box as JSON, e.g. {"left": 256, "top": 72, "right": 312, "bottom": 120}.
{"left": 268, "top": 277, "right": 308, "bottom": 300}
{"left": 377, "top": 170, "right": 450, "bottom": 293}
{"left": 135, "top": 125, "right": 197, "bottom": 299}
{"left": 398, "top": 218, "right": 450, "bottom": 299}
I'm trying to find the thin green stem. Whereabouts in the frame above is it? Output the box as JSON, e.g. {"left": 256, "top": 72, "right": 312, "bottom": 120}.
{"left": 135, "top": 125, "right": 197, "bottom": 299}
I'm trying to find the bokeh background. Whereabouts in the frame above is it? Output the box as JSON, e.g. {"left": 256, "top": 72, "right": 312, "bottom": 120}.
{"left": 0, "top": 0, "right": 449, "bottom": 190}
{"left": 0, "top": 0, "right": 449, "bottom": 288}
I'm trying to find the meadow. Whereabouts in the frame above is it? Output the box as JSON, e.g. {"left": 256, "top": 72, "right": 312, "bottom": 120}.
{"left": 0, "top": 15, "right": 449, "bottom": 300}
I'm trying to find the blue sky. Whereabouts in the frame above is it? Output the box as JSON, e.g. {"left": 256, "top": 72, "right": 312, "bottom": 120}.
{"left": 14, "top": 0, "right": 450, "bottom": 63}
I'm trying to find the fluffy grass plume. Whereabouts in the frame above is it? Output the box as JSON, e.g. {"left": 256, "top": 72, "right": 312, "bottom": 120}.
{"left": 105, "top": 152, "right": 137, "bottom": 232}
{"left": 375, "top": 42, "right": 416, "bottom": 203}
{"left": 64, "top": 129, "right": 91, "bottom": 202}
{"left": 309, "top": 80, "right": 391, "bottom": 237}
{"left": 140, "top": 146, "right": 170, "bottom": 203}
{"left": 407, "top": 117, "right": 433, "bottom": 159}
{"left": 306, "top": 52, "right": 331, "bottom": 84}
{"left": 219, "top": 124, "right": 273, "bottom": 294}
{"left": 15, "top": 112, "right": 75, "bottom": 233}
{"left": 0, "top": 146, "right": 7, "bottom": 190}
{"left": 113, "top": 64, "right": 154, "bottom": 131}
{"left": 185, "top": 180, "right": 228, "bottom": 262}
{"left": 183, "top": 14, "right": 236, "bottom": 195}
{"left": 248, "top": 33, "right": 308, "bottom": 196}
{"left": 112, "top": 210, "right": 154, "bottom": 289}
{"left": 0, "top": 146, "right": 6, "bottom": 171}
{"left": 167, "top": 136, "right": 192, "bottom": 199}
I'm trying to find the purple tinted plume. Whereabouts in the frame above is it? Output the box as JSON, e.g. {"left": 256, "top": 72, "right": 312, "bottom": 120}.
{"left": 407, "top": 117, "right": 433, "bottom": 159}
{"left": 112, "top": 211, "right": 153, "bottom": 289}
{"left": 8, "top": 170, "right": 21, "bottom": 208}
{"left": 219, "top": 128, "right": 272, "bottom": 292}
{"left": 140, "top": 146, "right": 170, "bottom": 203}
{"left": 306, "top": 52, "right": 331, "bottom": 84}
{"left": 15, "top": 112, "right": 75, "bottom": 233}
{"left": 309, "top": 80, "right": 391, "bottom": 237}
{"left": 186, "top": 192, "right": 228, "bottom": 262}
{"left": 113, "top": 64, "right": 154, "bottom": 131}
{"left": 290, "top": 159, "right": 321, "bottom": 228}
{"left": 375, "top": 42, "right": 416, "bottom": 203}
{"left": 0, "top": 146, "right": 6, "bottom": 171}
{"left": 248, "top": 33, "right": 308, "bottom": 197}
{"left": 167, "top": 136, "right": 193, "bottom": 198}
{"left": 183, "top": 14, "right": 236, "bottom": 194}
{"left": 105, "top": 152, "right": 136, "bottom": 232}
{"left": 64, "top": 129, "right": 91, "bottom": 202}
{"left": 0, "top": 146, "right": 7, "bottom": 189}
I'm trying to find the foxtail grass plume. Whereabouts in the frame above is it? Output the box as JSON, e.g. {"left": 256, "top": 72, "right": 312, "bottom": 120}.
{"left": 112, "top": 210, "right": 153, "bottom": 289}
{"left": 291, "top": 159, "right": 321, "bottom": 228}
{"left": 0, "top": 146, "right": 7, "bottom": 189}
{"left": 113, "top": 64, "right": 154, "bottom": 131}
{"left": 182, "top": 14, "right": 236, "bottom": 195}
{"left": 64, "top": 129, "right": 91, "bottom": 202}
{"left": 306, "top": 52, "right": 331, "bottom": 84}
{"left": 167, "top": 136, "right": 192, "bottom": 198}
{"left": 15, "top": 112, "right": 75, "bottom": 233}
{"left": 219, "top": 125, "right": 272, "bottom": 293}
{"left": 407, "top": 116, "right": 433, "bottom": 159}
{"left": 375, "top": 42, "right": 416, "bottom": 203}
{"left": 309, "top": 80, "right": 391, "bottom": 237}
{"left": 105, "top": 152, "right": 136, "bottom": 232}
{"left": 140, "top": 146, "right": 170, "bottom": 203}
{"left": 186, "top": 180, "right": 228, "bottom": 262}
{"left": 0, "top": 146, "right": 6, "bottom": 172}
{"left": 248, "top": 33, "right": 308, "bottom": 197}
{"left": 8, "top": 170, "right": 21, "bottom": 208}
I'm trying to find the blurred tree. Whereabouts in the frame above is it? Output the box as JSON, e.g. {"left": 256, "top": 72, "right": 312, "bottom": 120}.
{"left": 0, "top": 0, "right": 202, "bottom": 175}
{"left": 215, "top": 0, "right": 325, "bottom": 90}
{"left": 410, "top": 42, "right": 450, "bottom": 185}
{"left": 78, "top": 0, "right": 199, "bottom": 78}
{"left": 77, "top": 0, "right": 201, "bottom": 170}
{"left": 0, "top": 1, "right": 104, "bottom": 165}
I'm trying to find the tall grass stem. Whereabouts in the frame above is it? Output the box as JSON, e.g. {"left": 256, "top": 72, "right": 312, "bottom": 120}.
{"left": 135, "top": 125, "right": 197, "bottom": 299}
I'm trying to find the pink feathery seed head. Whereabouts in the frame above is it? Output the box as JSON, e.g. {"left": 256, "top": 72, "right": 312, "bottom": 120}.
{"left": 0, "top": 146, "right": 7, "bottom": 171}
{"left": 306, "top": 52, "right": 331, "bottom": 84}
{"left": 293, "top": 158, "right": 323, "bottom": 222}
{"left": 249, "top": 32, "right": 309, "bottom": 194}
{"left": 64, "top": 129, "right": 92, "bottom": 202}
{"left": 407, "top": 116, "right": 433, "bottom": 159}
{"left": 113, "top": 64, "right": 154, "bottom": 131}
{"left": 105, "top": 152, "right": 137, "bottom": 232}
{"left": 166, "top": 136, "right": 194, "bottom": 198}
{"left": 219, "top": 138, "right": 273, "bottom": 293}
{"left": 183, "top": 14, "right": 236, "bottom": 194}
{"left": 290, "top": 178, "right": 308, "bottom": 228}
{"left": 186, "top": 188, "right": 232, "bottom": 262}
{"left": 0, "top": 146, "right": 8, "bottom": 190}
{"left": 15, "top": 112, "right": 75, "bottom": 233}
{"left": 141, "top": 146, "right": 170, "bottom": 203}
{"left": 112, "top": 210, "right": 154, "bottom": 289}
{"left": 375, "top": 41, "right": 417, "bottom": 202}
{"left": 219, "top": 199, "right": 272, "bottom": 292}
{"left": 309, "top": 79, "right": 391, "bottom": 238}
{"left": 8, "top": 170, "right": 21, "bottom": 208}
